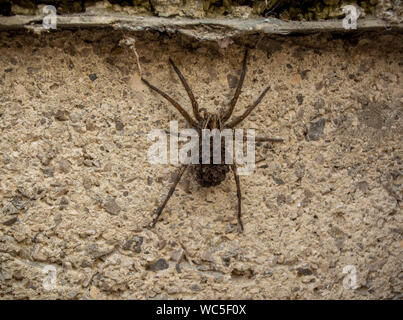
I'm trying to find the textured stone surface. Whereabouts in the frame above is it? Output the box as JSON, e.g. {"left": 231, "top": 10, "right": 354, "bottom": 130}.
{"left": 0, "top": 0, "right": 402, "bottom": 22}
{"left": 0, "top": 29, "right": 402, "bottom": 299}
{"left": 1, "top": 14, "right": 402, "bottom": 42}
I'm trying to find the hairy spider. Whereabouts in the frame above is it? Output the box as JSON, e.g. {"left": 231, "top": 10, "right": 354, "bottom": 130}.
{"left": 142, "top": 49, "right": 282, "bottom": 232}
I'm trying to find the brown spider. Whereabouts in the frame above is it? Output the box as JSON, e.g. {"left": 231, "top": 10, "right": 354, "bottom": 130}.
{"left": 142, "top": 49, "right": 282, "bottom": 232}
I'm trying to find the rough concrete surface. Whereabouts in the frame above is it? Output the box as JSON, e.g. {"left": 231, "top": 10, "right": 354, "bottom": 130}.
{"left": 0, "top": 29, "right": 402, "bottom": 299}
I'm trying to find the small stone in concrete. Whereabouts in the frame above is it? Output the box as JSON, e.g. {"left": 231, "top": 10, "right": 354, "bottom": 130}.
{"left": 170, "top": 249, "right": 184, "bottom": 262}
{"left": 297, "top": 268, "right": 313, "bottom": 276}
{"left": 103, "top": 198, "right": 121, "bottom": 215}
{"left": 227, "top": 74, "right": 238, "bottom": 88}
{"left": 146, "top": 258, "right": 169, "bottom": 271}
{"left": 307, "top": 118, "right": 325, "bottom": 141}
{"left": 296, "top": 94, "right": 304, "bottom": 105}
{"left": 58, "top": 159, "right": 72, "bottom": 174}
{"left": 55, "top": 110, "right": 69, "bottom": 121}
{"left": 115, "top": 118, "right": 124, "bottom": 131}
{"left": 314, "top": 98, "right": 325, "bottom": 109}
{"left": 123, "top": 236, "right": 143, "bottom": 253}
{"left": 190, "top": 284, "right": 203, "bottom": 292}
{"left": 3, "top": 216, "right": 18, "bottom": 226}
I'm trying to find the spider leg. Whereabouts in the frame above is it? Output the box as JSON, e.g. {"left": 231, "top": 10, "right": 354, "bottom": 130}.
{"left": 231, "top": 164, "right": 244, "bottom": 233}
{"left": 169, "top": 58, "right": 202, "bottom": 122}
{"left": 141, "top": 78, "right": 197, "bottom": 128}
{"left": 151, "top": 165, "right": 188, "bottom": 228}
{"left": 250, "top": 136, "right": 284, "bottom": 164}
{"left": 225, "top": 86, "right": 270, "bottom": 128}
{"left": 222, "top": 49, "right": 248, "bottom": 123}
{"left": 253, "top": 136, "right": 284, "bottom": 143}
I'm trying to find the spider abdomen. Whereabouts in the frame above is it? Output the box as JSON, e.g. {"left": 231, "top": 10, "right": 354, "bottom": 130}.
{"left": 196, "top": 164, "right": 230, "bottom": 187}
{"left": 195, "top": 131, "right": 230, "bottom": 187}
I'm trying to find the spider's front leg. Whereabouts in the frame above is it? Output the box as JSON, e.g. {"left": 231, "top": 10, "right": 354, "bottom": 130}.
{"left": 151, "top": 165, "right": 188, "bottom": 228}
{"left": 231, "top": 164, "right": 244, "bottom": 233}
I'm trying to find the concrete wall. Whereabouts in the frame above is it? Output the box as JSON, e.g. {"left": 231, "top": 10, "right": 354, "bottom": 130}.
{"left": 0, "top": 29, "right": 402, "bottom": 299}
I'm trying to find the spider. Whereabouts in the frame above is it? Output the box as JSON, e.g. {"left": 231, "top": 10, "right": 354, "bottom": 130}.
{"left": 142, "top": 49, "right": 282, "bottom": 232}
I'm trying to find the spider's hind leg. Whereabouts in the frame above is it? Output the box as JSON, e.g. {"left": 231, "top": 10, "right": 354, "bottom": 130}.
{"left": 151, "top": 165, "right": 188, "bottom": 228}
{"left": 231, "top": 164, "right": 244, "bottom": 233}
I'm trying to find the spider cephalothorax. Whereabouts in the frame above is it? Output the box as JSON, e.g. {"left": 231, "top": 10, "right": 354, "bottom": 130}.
{"left": 142, "top": 49, "right": 281, "bottom": 232}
